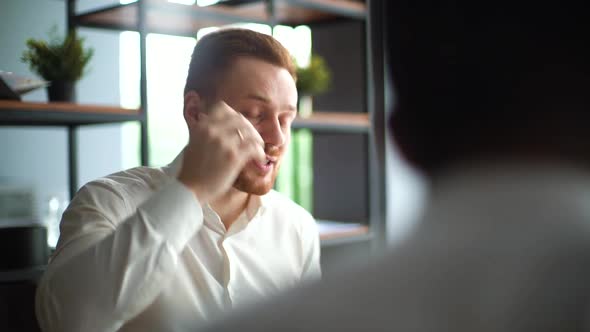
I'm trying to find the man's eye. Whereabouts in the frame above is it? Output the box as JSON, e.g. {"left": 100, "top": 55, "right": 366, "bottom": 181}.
{"left": 243, "top": 111, "right": 262, "bottom": 121}
{"left": 280, "top": 113, "right": 296, "bottom": 127}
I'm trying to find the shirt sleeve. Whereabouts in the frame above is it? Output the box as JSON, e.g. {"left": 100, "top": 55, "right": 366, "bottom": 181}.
{"left": 300, "top": 214, "right": 322, "bottom": 281}
{"left": 35, "top": 178, "right": 203, "bottom": 332}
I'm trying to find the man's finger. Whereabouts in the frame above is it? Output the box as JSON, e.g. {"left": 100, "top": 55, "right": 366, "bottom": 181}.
{"left": 239, "top": 140, "right": 266, "bottom": 164}
{"left": 237, "top": 115, "right": 264, "bottom": 148}
{"left": 206, "top": 100, "right": 235, "bottom": 122}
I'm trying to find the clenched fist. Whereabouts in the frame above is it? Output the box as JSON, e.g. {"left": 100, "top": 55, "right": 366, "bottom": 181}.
{"left": 177, "top": 91, "right": 265, "bottom": 204}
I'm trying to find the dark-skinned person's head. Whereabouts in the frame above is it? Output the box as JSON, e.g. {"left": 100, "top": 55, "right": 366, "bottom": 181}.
{"left": 385, "top": 2, "right": 590, "bottom": 178}
{"left": 183, "top": 28, "right": 297, "bottom": 195}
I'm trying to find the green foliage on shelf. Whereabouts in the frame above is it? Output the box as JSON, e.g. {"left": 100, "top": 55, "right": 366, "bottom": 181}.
{"left": 296, "top": 54, "right": 332, "bottom": 96}
{"left": 21, "top": 27, "right": 94, "bottom": 82}
{"left": 275, "top": 129, "right": 314, "bottom": 213}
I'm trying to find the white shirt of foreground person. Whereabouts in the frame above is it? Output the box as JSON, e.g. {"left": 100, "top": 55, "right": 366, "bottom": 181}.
{"left": 35, "top": 152, "right": 321, "bottom": 332}
{"left": 202, "top": 162, "right": 590, "bottom": 332}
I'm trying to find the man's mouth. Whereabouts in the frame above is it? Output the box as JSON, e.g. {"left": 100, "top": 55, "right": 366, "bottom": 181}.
{"left": 250, "top": 156, "right": 277, "bottom": 174}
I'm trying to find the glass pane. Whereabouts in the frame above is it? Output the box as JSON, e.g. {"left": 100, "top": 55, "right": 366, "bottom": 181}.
{"left": 146, "top": 33, "right": 196, "bottom": 166}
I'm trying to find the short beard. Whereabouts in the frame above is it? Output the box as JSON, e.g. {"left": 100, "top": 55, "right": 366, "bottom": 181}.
{"left": 232, "top": 163, "right": 280, "bottom": 196}
{"left": 234, "top": 145, "right": 284, "bottom": 195}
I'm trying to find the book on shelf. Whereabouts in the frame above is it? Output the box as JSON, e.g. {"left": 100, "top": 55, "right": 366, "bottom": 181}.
{"left": 0, "top": 71, "right": 49, "bottom": 101}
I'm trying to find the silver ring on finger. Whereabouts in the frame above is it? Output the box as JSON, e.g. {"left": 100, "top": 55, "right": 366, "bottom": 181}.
{"left": 236, "top": 128, "right": 244, "bottom": 142}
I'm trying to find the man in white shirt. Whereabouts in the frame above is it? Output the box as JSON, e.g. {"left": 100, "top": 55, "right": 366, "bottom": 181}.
{"left": 35, "top": 28, "right": 321, "bottom": 332}
{"left": 201, "top": 2, "right": 590, "bottom": 332}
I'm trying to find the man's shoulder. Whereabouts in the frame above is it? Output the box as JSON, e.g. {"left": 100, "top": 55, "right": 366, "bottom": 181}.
{"left": 80, "top": 165, "right": 168, "bottom": 200}
{"left": 105, "top": 165, "right": 167, "bottom": 185}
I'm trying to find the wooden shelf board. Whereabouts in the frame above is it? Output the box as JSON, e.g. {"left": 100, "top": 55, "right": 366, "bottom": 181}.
{"left": 284, "top": 0, "right": 366, "bottom": 20}
{"left": 76, "top": 1, "right": 263, "bottom": 36}
{"left": 0, "top": 101, "right": 142, "bottom": 126}
{"left": 318, "top": 219, "right": 370, "bottom": 244}
{"left": 75, "top": 0, "right": 365, "bottom": 36}
{"left": 292, "top": 111, "right": 369, "bottom": 132}
{"left": 321, "top": 232, "right": 372, "bottom": 247}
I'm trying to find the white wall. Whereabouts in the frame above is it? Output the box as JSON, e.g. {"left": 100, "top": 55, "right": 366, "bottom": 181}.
{"left": 383, "top": 71, "right": 428, "bottom": 245}
{"left": 385, "top": 137, "right": 428, "bottom": 245}
{"left": 0, "top": 0, "right": 124, "bottom": 217}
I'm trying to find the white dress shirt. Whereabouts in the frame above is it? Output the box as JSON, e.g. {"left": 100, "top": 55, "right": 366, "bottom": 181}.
{"left": 35, "top": 153, "right": 321, "bottom": 332}
{"left": 202, "top": 161, "right": 590, "bottom": 332}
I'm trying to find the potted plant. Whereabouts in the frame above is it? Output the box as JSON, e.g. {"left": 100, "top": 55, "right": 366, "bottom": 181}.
{"left": 295, "top": 54, "right": 331, "bottom": 117}
{"left": 21, "top": 28, "right": 94, "bottom": 102}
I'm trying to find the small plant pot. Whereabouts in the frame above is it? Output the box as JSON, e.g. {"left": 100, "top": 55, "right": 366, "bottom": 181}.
{"left": 47, "top": 80, "right": 76, "bottom": 102}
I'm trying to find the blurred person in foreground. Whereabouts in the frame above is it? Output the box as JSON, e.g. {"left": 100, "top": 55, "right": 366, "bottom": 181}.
{"left": 202, "top": 2, "right": 590, "bottom": 331}
{"left": 35, "top": 29, "right": 320, "bottom": 332}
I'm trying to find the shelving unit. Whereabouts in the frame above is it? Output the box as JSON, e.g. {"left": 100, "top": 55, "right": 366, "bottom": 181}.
{"left": 317, "top": 220, "right": 370, "bottom": 245}
{"left": 292, "top": 112, "right": 368, "bottom": 133}
{"left": 62, "top": 0, "right": 385, "bottom": 252}
{"left": 72, "top": 0, "right": 365, "bottom": 37}
{"left": 0, "top": 101, "right": 141, "bottom": 126}
{"left": 0, "top": 101, "right": 142, "bottom": 199}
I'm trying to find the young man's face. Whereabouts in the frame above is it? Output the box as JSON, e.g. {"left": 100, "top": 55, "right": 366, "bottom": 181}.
{"left": 216, "top": 56, "right": 298, "bottom": 195}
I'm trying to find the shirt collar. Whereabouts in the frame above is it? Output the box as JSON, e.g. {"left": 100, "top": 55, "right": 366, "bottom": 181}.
{"left": 162, "top": 149, "right": 184, "bottom": 179}
{"left": 163, "top": 149, "right": 270, "bottom": 230}
{"left": 248, "top": 193, "right": 271, "bottom": 220}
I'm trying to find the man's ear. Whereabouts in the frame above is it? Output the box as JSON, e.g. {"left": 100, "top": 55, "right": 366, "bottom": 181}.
{"left": 183, "top": 90, "right": 202, "bottom": 125}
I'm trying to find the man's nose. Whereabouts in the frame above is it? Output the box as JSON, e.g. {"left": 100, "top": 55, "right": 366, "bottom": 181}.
{"left": 260, "top": 117, "right": 286, "bottom": 147}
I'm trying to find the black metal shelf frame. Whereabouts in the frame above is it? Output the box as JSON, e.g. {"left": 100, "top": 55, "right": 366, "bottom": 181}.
{"left": 284, "top": 0, "right": 365, "bottom": 19}
{"left": 0, "top": 110, "right": 143, "bottom": 126}
{"left": 292, "top": 122, "right": 368, "bottom": 133}
{"left": 64, "top": 0, "right": 385, "bottom": 249}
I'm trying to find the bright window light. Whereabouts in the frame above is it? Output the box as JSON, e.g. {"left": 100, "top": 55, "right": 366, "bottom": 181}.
{"left": 119, "top": 31, "right": 196, "bottom": 167}
{"left": 273, "top": 25, "right": 311, "bottom": 67}
{"left": 119, "top": 31, "right": 141, "bottom": 169}
{"left": 228, "top": 22, "right": 272, "bottom": 35}
{"left": 197, "top": 0, "right": 220, "bottom": 6}
{"left": 121, "top": 0, "right": 212, "bottom": 5}
{"left": 196, "top": 27, "right": 220, "bottom": 40}
{"left": 169, "top": 0, "right": 197, "bottom": 5}
{"left": 119, "top": 31, "right": 140, "bottom": 110}
{"left": 146, "top": 33, "right": 196, "bottom": 166}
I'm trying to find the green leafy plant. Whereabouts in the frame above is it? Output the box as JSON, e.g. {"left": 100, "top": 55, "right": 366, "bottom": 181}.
{"left": 296, "top": 54, "right": 332, "bottom": 96}
{"left": 21, "top": 28, "right": 94, "bottom": 82}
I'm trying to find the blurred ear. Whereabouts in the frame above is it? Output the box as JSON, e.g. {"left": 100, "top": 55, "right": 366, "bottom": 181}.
{"left": 390, "top": 106, "right": 425, "bottom": 173}
{"left": 183, "top": 90, "right": 202, "bottom": 126}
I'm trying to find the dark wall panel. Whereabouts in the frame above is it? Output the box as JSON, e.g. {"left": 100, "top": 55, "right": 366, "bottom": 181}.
{"left": 313, "top": 133, "right": 368, "bottom": 222}
{"left": 311, "top": 20, "right": 366, "bottom": 113}
{"left": 310, "top": 20, "right": 368, "bottom": 223}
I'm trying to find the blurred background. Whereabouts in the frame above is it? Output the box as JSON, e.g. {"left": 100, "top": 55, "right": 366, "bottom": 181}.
{"left": 0, "top": 0, "right": 426, "bottom": 284}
